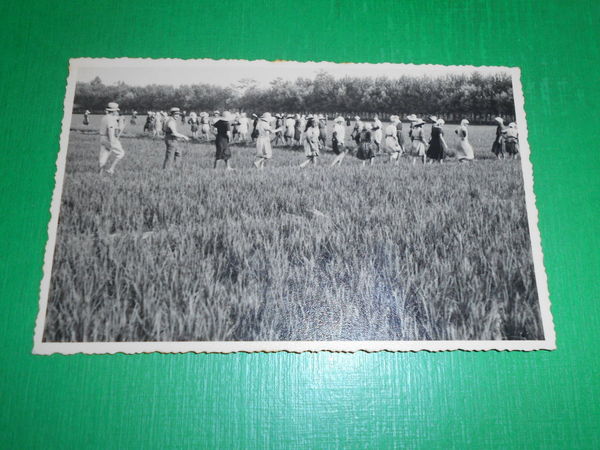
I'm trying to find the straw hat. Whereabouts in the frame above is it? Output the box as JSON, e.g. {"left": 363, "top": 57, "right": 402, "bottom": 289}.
{"left": 219, "top": 111, "right": 233, "bottom": 121}
{"left": 105, "top": 102, "right": 120, "bottom": 112}
{"left": 508, "top": 122, "right": 516, "bottom": 128}
{"left": 429, "top": 116, "right": 438, "bottom": 123}
{"left": 170, "top": 107, "right": 181, "bottom": 115}
{"left": 494, "top": 117, "right": 504, "bottom": 124}
{"left": 354, "top": 116, "right": 360, "bottom": 120}
{"left": 413, "top": 118, "right": 425, "bottom": 126}
{"left": 436, "top": 118, "right": 445, "bottom": 126}
{"left": 334, "top": 116, "right": 345, "bottom": 123}
{"left": 461, "top": 119, "right": 470, "bottom": 126}
{"left": 260, "top": 112, "right": 272, "bottom": 121}
{"left": 407, "top": 114, "right": 418, "bottom": 122}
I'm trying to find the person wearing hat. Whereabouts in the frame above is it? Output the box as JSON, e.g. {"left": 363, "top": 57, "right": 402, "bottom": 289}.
{"left": 98, "top": 102, "right": 125, "bottom": 175}
{"left": 254, "top": 112, "right": 283, "bottom": 169}
{"left": 384, "top": 115, "right": 403, "bottom": 165}
{"left": 213, "top": 111, "right": 233, "bottom": 169}
{"left": 356, "top": 122, "right": 375, "bottom": 166}
{"left": 411, "top": 118, "right": 427, "bottom": 164}
{"left": 491, "top": 117, "right": 506, "bottom": 159}
{"left": 406, "top": 114, "right": 418, "bottom": 142}
{"left": 299, "top": 116, "right": 320, "bottom": 168}
{"left": 162, "top": 107, "right": 190, "bottom": 169}
{"left": 426, "top": 118, "right": 447, "bottom": 163}
{"left": 83, "top": 110, "right": 90, "bottom": 126}
{"left": 504, "top": 122, "right": 519, "bottom": 159}
{"left": 237, "top": 112, "right": 249, "bottom": 143}
{"left": 351, "top": 116, "right": 363, "bottom": 146}
{"left": 454, "top": 119, "right": 474, "bottom": 162}
{"left": 330, "top": 116, "right": 348, "bottom": 167}
{"left": 188, "top": 112, "right": 200, "bottom": 139}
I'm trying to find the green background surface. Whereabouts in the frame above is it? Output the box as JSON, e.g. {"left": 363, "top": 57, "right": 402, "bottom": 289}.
{"left": 1, "top": 0, "right": 599, "bottom": 447}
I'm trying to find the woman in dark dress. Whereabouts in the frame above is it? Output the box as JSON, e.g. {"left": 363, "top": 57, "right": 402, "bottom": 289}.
{"left": 491, "top": 117, "right": 505, "bottom": 159}
{"left": 426, "top": 118, "right": 447, "bottom": 163}
{"left": 214, "top": 111, "right": 233, "bottom": 169}
{"left": 356, "top": 123, "right": 375, "bottom": 166}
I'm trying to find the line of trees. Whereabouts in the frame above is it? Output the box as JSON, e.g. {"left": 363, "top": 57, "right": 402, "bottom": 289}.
{"left": 74, "top": 71, "right": 516, "bottom": 123}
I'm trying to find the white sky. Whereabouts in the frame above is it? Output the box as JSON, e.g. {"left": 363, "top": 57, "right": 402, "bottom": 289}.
{"left": 74, "top": 58, "right": 514, "bottom": 88}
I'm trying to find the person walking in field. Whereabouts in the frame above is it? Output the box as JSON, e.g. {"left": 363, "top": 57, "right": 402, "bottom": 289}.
{"left": 154, "top": 112, "right": 164, "bottom": 138}
{"left": 187, "top": 112, "right": 199, "bottom": 140}
{"left": 143, "top": 112, "right": 154, "bottom": 134}
{"left": 318, "top": 114, "right": 328, "bottom": 150}
{"left": 293, "top": 114, "right": 302, "bottom": 145}
{"left": 455, "top": 119, "right": 475, "bottom": 162}
{"left": 504, "top": 122, "right": 519, "bottom": 159}
{"left": 284, "top": 115, "right": 295, "bottom": 146}
{"left": 330, "top": 116, "right": 349, "bottom": 167}
{"left": 491, "top": 116, "right": 506, "bottom": 159}
{"left": 83, "top": 110, "right": 90, "bottom": 126}
{"left": 384, "top": 115, "right": 403, "bottom": 165}
{"left": 410, "top": 119, "right": 427, "bottom": 164}
{"left": 162, "top": 107, "right": 190, "bottom": 169}
{"left": 395, "top": 115, "right": 405, "bottom": 154}
{"left": 254, "top": 112, "right": 282, "bottom": 169}
{"left": 426, "top": 118, "right": 447, "bottom": 163}
{"left": 299, "top": 117, "right": 320, "bottom": 168}
{"left": 274, "top": 114, "right": 285, "bottom": 146}
{"left": 98, "top": 102, "right": 125, "bottom": 175}
{"left": 351, "top": 116, "right": 363, "bottom": 146}
{"left": 357, "top": 122, "right": 375, "bottom": 166}
{"left": 237, "top": 112, "right": 249, "bottom": 143}
{"left": 213, "top": 111, "right": 233, "bottom": 169}
{"left": 407, "top": 114, "right": 418, "bottom": 142}
{"left": 130, "top": 110, "right": 138, "bottom": 125}
{"left": 372, "top": 114, "right": 383, "bottom": 153}
{"left": 199, "top": 112, "right": 211, "bottom": 141}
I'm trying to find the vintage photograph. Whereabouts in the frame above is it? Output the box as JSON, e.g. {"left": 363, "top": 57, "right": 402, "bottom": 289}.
{"left": 34, "top": 58, "right": 554, "bottom": 353}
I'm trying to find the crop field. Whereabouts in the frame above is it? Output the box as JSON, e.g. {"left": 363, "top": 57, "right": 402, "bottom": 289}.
{"left": 42, "top": 114, "right": 543, "bottom": 342}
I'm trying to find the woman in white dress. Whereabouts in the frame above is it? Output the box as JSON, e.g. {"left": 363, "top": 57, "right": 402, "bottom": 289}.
{"left": 384, "top": 115, "right": 402, "bottom": 165}
{"left": 455, "top": 119, "right": 474, "bottom": 162}
{"left": 254, "top": 112, "right": 280, "bottom": 169}
{"left": 300, "top": 117, "right": 320, "bottom": 168}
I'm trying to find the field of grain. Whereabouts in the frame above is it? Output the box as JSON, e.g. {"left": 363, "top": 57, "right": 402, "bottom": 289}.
{"left": 42, "top": 114, "right": 543, "bottom": 342}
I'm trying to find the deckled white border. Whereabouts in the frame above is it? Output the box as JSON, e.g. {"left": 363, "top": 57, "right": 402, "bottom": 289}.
{"left": 33, "top": 58, "right": 555, "bottom": 354}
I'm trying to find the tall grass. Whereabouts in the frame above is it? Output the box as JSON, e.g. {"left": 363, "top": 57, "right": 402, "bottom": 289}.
{"left": 42, "top": 122, "right": 543, "bottom": 341}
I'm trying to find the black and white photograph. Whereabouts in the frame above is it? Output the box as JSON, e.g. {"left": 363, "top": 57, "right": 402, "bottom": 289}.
{"left": 34, "top": 58, "right": 554, "bottom": 353}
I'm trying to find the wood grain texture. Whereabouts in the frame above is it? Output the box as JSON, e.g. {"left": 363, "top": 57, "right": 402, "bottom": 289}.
{"left": 0, "top": 0, "right": 598, "bottom": 447}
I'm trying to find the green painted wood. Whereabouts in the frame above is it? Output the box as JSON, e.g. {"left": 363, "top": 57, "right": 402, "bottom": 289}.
{"left": 0, "top": 0, "right": 598, "bottom": 447}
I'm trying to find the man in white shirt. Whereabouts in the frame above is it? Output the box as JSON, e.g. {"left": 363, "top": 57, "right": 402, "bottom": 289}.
{"left": 163, "top": 107, "right": 190, "bottom": 169}
{"left": 98, "top": 102, "right": 125, "bottom": 175}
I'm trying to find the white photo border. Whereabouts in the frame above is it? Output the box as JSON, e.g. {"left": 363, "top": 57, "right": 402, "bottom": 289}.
{"left": 33, "top": 58, "right": 556, "bottom": 354}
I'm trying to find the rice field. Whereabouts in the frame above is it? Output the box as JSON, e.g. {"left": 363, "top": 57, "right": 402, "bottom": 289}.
{"left": 41, "top": 114, "right": 543, "bottom": 342}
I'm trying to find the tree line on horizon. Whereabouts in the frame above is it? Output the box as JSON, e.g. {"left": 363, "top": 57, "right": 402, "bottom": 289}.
{"left": 74, "top": 71, "right": 516, "bottom": 122}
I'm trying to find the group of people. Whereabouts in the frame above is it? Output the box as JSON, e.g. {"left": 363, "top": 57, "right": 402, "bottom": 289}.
{"left": 94, "top": 102, "right": 519, "bottom": 174}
